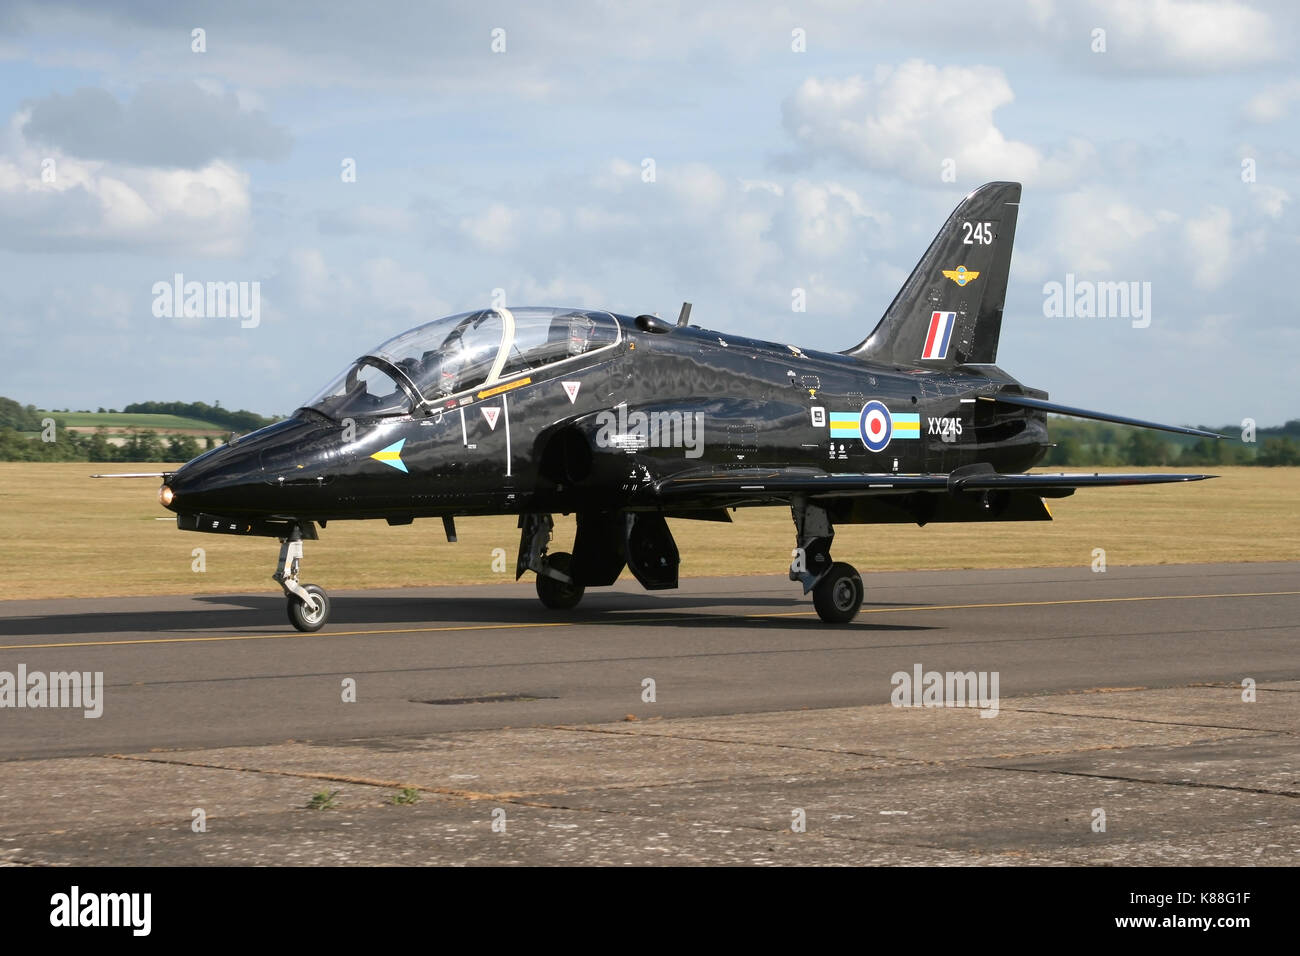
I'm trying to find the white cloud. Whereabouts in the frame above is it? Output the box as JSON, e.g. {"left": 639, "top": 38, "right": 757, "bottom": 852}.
{"left": 278, "top": 248, "right": 355, "bottom": 314}
{"left": 782, "top": 60, "right": 1093, "bottom": 186}
{"left": 1040, "top": 182, "right": 1285, "bottom": 308}
{"left": 0, "top": 157, "right": 250, "bottom": 255}
{"left": 1249, "top": 184, "right": 1290, "bottom": 218}
{"left": 20, "top": 81, "right": 291, "bottom": 166}
{"left": 781, "top": 181, "right": 888, "bottom": 258}
{"left": 664, "top": 163, "right": 728, "bottom": 213}
{"left": 572, "top": 205, "right": 637, "bottom": 233}
{"left": 516, "top": 276, "right": 606, "bottom": 307}
{"left": 592, "top": 159, "right": 640, "bottom": 192}
{"left": 360, "top": 257, "right": 446, "bottom": 318}
{"left": 317, "top": 203, "right": 419, "bottom": 236}
{"left": 1091, "top": 0, "right": 1279, "bottom": 71}
{"left": 0, "top": 109, "right": 252, "bottom": 254}
{"left": 739, "top": 179, "right": 784, "bottom": 197}
{"left": 798, "top": 272, "right": 860, "bottom": 320}
{"left": 459, "top": 202, "right": 517, "bottom": 251}
{"left": 1051, "top": 188, "right": 1160, "bottom": 273}
{"left": 1184, "top": 205, "right": 1234, "bottom": 289}
{"left": 265, "top": 249, "right": 449, "bottom": 342}
{"left": 1243, "top": 78, "right": 1300, "bottom": 123}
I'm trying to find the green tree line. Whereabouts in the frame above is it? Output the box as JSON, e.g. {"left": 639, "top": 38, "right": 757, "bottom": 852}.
{"left": 0, "top": 396, "right": 46, "bottom": 431}
{"left": 0, "top": 395, "right": 279, "bottom": 462}
{"left": 120, "top": 400, "right": 276, "bottom": 433}
{"left": 1042, "top": 418, "right": 1300, "bottom": 467}
{"left": 1, "top": 396, "right": 277, "bottom": 434}
{"left": 0, "top": 426, "right": 214, "bottom": 462}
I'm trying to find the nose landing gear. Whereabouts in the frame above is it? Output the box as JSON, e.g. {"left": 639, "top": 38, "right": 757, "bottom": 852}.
{"left": 274, "top": 525, "right": 330, "bottom": 632}
{"left": 287, "top": 583, "right": 330, "bottom": 631}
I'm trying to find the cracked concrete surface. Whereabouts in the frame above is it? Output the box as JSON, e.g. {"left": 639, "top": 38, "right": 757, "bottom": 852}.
{"left": 2, "top": 683, "right": 1295, "bottom": 865}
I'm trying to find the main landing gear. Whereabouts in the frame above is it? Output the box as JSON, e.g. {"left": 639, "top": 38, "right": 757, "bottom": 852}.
{"left": 515, "top": 505, "right": 860, "bottom": 624}
{"left": 274, "top": 525, "right": 331, "bottom": 632}
{"left": 516, "top": 511, "right": 679, "bottom": 612}
{"left": 535, "top": 551, "right": 584, "bottom": 609}
{"left": 790, "top": 495, "right": 863, "bottom": 624}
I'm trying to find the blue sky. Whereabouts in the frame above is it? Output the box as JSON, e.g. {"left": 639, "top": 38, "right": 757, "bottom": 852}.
{"left": 0, "top": 0, "right": 1295, "bottom": 426}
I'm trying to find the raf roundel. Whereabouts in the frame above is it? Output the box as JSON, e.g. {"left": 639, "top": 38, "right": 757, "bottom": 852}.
{"left": 858, "top": 400, "right": 893, "bottom": 452}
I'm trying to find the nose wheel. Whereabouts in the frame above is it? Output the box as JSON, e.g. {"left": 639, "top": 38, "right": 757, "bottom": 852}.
{"left": 287, "top": 583, "right": 330, "bottom": 632}
{"left": 274, "top": 527, "right": 331, "bottom": 631}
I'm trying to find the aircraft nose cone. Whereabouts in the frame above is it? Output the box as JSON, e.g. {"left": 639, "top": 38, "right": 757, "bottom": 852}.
{"left": 163, "top": 415, "right": 332, "bottom": 517}
{"left": 165, "top": 445, "right": 260, "bottom": 514}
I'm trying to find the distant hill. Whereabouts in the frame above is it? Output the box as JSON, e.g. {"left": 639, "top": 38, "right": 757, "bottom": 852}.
{"left": 119, "top": 401, "right": 278, "bottom": 433}
{"left": 0, "top": 396, "right": 281, "bottom": 462}
{"left": 44, "top": 411, "right": 226, "bottom": 430}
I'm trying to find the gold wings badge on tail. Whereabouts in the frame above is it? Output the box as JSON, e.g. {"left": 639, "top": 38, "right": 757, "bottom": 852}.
{"left": 942, "top": 265, "right": 979, "bottom": 286}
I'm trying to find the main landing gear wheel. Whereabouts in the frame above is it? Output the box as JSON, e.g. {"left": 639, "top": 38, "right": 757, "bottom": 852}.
{"left": 287, "top": 583, "right": 330, "bottom": 632}
{"left": 536, "top": 552, "right": 584, "bottom": 610}
{"left": 813, "top": 562, "right": 863, "bottom": 624}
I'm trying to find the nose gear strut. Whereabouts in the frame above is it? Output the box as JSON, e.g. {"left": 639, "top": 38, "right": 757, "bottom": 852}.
{"left": 274, "top": 523, "right": 330, "bottom": 631}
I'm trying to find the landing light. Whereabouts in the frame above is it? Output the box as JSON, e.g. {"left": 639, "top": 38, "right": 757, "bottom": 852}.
{"left": 159, "top": 485, "right": 174, "bottom": 507}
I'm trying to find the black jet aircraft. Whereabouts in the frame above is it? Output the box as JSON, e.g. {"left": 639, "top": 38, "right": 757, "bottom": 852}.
{"left": 101, "top": 182, "right": 1220, "bottom": 630}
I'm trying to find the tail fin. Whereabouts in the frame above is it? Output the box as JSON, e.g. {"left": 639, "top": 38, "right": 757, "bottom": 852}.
{"left": 845, "top": 181, "right": 1020, "bottom": 368}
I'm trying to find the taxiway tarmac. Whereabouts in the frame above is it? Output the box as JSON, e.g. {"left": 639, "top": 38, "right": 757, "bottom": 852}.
{"left": 0, "top": 562, "right": 1296, "bottom": 864}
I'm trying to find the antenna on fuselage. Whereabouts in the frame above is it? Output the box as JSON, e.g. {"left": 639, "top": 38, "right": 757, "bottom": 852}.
{"left": 676, "top": 302, "right": 692, "bottom": 327}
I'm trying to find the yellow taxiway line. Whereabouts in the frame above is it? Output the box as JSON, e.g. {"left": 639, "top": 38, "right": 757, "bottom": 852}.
{"left": 0, "top": 589, "right": 1295, "bottom": 651}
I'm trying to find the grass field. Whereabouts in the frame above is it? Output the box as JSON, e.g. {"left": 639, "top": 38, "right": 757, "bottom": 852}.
{"left": 0, "top": 463, "right": 1295, "bottom": 601}
{"left": 36, "top": 412, "right": 225, "bottom": 431}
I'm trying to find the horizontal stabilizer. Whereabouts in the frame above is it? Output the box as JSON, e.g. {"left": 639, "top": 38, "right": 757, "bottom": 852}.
{"left": 979, "top": 393, "right": 1222, "bottom": 439}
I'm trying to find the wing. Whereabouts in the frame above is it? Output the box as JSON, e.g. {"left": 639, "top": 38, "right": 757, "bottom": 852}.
{"left": 655, "top": 465, "right": 1211, "bottom": 504}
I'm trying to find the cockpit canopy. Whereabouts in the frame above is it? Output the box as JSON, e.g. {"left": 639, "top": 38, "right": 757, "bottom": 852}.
{"left": 306, "top": 307, "right": 620, "bottom": 418}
